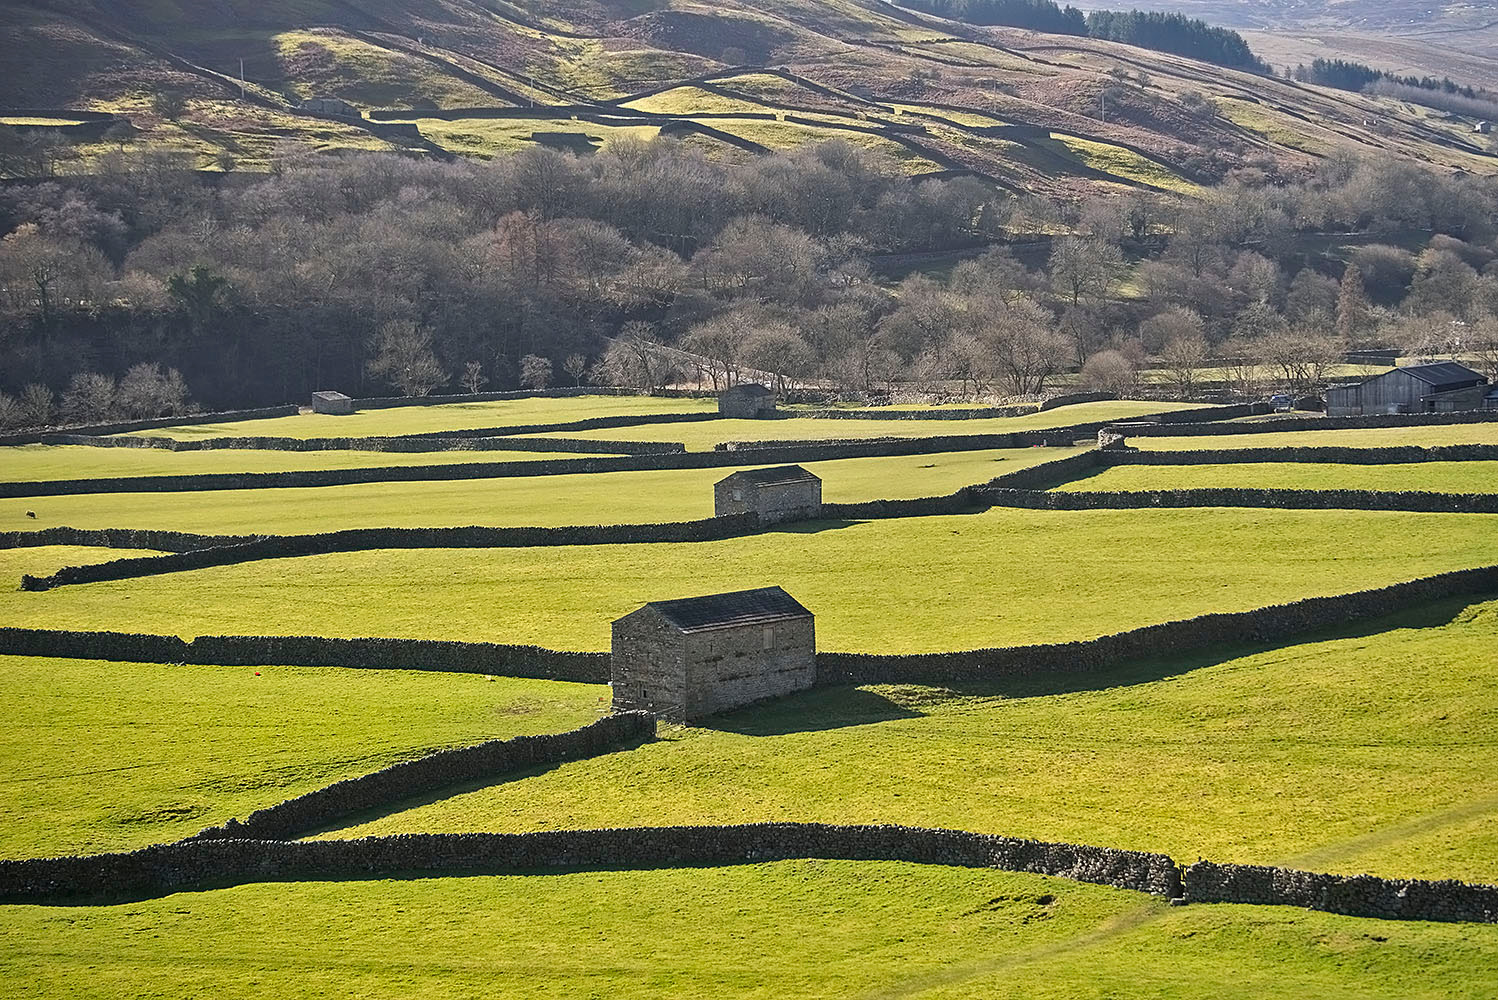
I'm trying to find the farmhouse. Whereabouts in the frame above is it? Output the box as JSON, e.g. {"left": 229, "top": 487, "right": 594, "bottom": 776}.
{"left": 1325, "top": 362, "right": 1489, "bottom": 416}
{"left": 611, "top": 586, "right": 816, "bottom": 722}
{"left": 714, "top": 465, "right": 822, "bottom": 523}
{"left": 310, "top": 390, "right": 354, "bottom": 415}
{"left": 718, "top": 382, "right": 776, "bottom": 418}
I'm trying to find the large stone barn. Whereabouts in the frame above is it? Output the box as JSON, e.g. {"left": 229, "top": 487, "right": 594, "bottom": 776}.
{"left": 714, "top": 465, "right": 823, "bottom": 523}
{"left": 611, "top": 587, "right": 816, "bottom": 722}
{"left": 718, "top": 383, "right": 776, "bottom": 418}
{"left": 1325, "top": 362, "right": 1489, "bottom": 416}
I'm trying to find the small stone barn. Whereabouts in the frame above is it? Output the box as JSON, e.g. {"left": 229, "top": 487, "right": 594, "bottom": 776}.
{"left": 611, "top": 587, "right": 816, "bottom": 722}
{"left": 714, "top": 465, "right": 822, "bottom": 523}
{"left": 310, "top": 390, "right": 354, "bottom": 415}
{"left": 1325, "top": 362, "right": 1489, "bottom": 416}
{"left": 718, "top": 383, "right": 776, "bottom": 418}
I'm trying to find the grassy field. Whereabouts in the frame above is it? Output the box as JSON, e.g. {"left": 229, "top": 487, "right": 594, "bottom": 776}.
{"left": 524, "top": 401, "right": 1209, "bottom": 449}
{"left": 4, "top": 508, "right": 1493, "bottom": 651}
{"left": 2, "top": 863, "right": 1496, "bottom": 999}
{"left": 1, "top": 448, "right": 1079, "bottom": 536}
{"left": 327, "top": 596, "right": 1498, "bottom": 883}
{"left": 137, "top": 395, "right": 714, "bottom": 439}
{"left": 0, "top": 655, "right": 602, "bottom": 859}
{"left": 0, "top": 444, "right": 614, "bottom": 482}
{"left": 1137, "top": 424, "right": 1498, "bottom": 450}
{"left": 1054, "top": 461, "right": 1498, "bottom": 494}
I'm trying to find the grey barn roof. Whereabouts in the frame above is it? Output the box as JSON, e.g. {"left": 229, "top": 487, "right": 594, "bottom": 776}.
{"left": 645, "top": 587, "right": 812, "bottom": 634}
{"left": 719, "top": 465, "right": 820, "bottom": 487}
{"left": 1395, "top": 362, "right": 1486, "bottom": 389}
{"left": 723, "top": 383, "right": 773, "bottom": 395}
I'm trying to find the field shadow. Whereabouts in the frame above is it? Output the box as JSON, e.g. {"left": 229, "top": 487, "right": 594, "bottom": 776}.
{"left": 923, "top": 594, "right": 1485, "bottom": 703}
{"left": 764, "top": 519, "right": 866, "bottom": 534}
{"left": 702, "top": 686, "right": 922, "bottom": 736}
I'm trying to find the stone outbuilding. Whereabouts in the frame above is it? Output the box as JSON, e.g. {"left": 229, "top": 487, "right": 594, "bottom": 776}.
{"left": 310, "top": 390, "right": 355, "bottom": 415}
{"left": 718, "top": 383, "right": 776, "bottom": 418}
{"left": 610, "top": 586, "right": 816, "bottom": 722}
{"left": 1325, "top": 362, "right": 1489, "bottom": 416}
{"left": 714, "top": 465, "right": 822, "bottom": 523}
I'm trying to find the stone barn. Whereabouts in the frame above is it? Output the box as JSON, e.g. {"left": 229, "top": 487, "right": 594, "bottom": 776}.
{"left": 714, "top": 465, "right": 822, "bottom": 523}
{"left": 310, "top": 390, "right": 354, "bottom": 415}
{"left": 718, "top": 383, "right": 776, "bottom": 418}
{"left": 1325, "top": 362, "right": 1489, "bottom": 416}
{"left": 611, "top": 586, "right": 816, "bottom": 722}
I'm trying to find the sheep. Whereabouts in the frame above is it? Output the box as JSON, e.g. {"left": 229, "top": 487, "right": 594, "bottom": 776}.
{"left": 25, "top": 511, "right": 36, "bottom": 519}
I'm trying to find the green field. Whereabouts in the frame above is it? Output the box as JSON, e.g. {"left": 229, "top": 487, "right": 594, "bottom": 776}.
{"left": 1055, "top": 461, "right": 1498, "bottom": 493}
{"left": 1, "top": 448, "right": 1078, "bottom": 536}
{"left": 326, "top": 597, "right": 1498, "bottom": 883}
{"left": 0, "top": 656, "right": 601, "bottom": 859}
{"left": 136, "top": 395, "right": 713, "bottom": 439}
{"left": 522, "top": 401, "right": 1209, "bottom": 449}
{"left": 5, "top": 508, "right": 1494, "bottom": 651}
{"left": 1137, "top": 424, "right": 1498, "bottom": 450}
{"left": 2, "top": 863, "right": 1495, "bottom": 999}
{"left": 0, "top": 444, "right": 612, "bottom": 482}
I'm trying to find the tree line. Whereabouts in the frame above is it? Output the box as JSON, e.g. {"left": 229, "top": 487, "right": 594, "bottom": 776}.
{"left": 896, "top": 0, "right": 1267, "bottom": 72}
{"left": 1, "top": 141, "right": 1497, "bottom": 430}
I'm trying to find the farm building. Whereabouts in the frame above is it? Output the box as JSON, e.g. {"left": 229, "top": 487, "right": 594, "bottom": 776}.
{"left": 310, "top": 390, "right": 354, "bottom": 415}
{"left": 714, "top": 465, "right": 823, "bottom": 523}
{"left": 1324, "top": 362, "right": 1489, "bottom": 416}
{"left": 718, "top": 383, "right": 776, "bottom": 418}
{"left": 611, "top": 586, "right": 816, "bottom": 722}
{"left": 1477, "top": 121, "right": 1492, "bottom": 135}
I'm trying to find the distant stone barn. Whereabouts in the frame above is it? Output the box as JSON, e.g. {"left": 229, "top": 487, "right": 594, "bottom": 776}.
{"left": 714, "top": 465, "right": 822, "bottom": 523}
{"left": 718, "top": 383, "right": 776, "bottom": 418}
{"left": 310, "top": 390, "right": 354, "bottom": 415}
{"left": 611, "top": 587, "right": 816, "bottom": 722}
{"left": 1325, "top": 362, "right": 1489, "bottom": 416}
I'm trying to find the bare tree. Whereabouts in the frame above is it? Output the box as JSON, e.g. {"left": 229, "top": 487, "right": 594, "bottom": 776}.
{"left": 60, "top": 372, "right": 117, "bottom": 424}
{"left": 1335, "top": 263, "right": 1370, "bottom": 340}
{"left": 366, "top": 320, "right": 447, "bottom": 397}
{"left": 116, "top": 363, "right": 190, "bottom": 419}
{"left": 1048, "top": 236, "right": 1124, "bottom": 308}
{"left": 1080, "top": 349, "right": 1136, "bottom": 394}
{"left": 1217, "top": 336, "right": 1265, "bottom": 399}
{"left": 1159, "top": 332, "right": 1210, "bottom": 397}
{"left": 1467, "top": 316, "right": 1498, "bottom": 382}
{"left": 18, "top": 384, "right": 54, "bottom": 427}
{"left": 519, "top": 354, "right": 552, "bottom": 390}
{"left": 460, "top": 361, "right": 488, "bottom": 394}
{"left": 562, "top": 354, "right": 588, "bottom": 386}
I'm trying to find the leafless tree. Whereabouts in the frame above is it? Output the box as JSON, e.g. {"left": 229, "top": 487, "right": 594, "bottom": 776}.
{"left": 519, "top": 354, "right": 552, "bottom": 390}
{"left": 366, "top": 320, "right": 447, "bottom": 397}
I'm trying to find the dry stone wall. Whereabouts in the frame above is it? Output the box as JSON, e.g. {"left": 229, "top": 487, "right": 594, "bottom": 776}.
{"left": 1182, "top": 861, "right": 1498, "bottom": 923}
{"left": 1110, "top": 410, "right": 1498, "bottom": 440}
{"left": 0, "top": 824, "right": 1180, "bottom": 904}
{"left": 1105, "top": 445, "right": 1498, "bottom": 465}
{"left": 45, "top": 433, "right": 684, "bottom": 456}
{"left": 978, "top": 487, "right": 1498, "bottom": 514}
{"left": 189, "top": 713, "right": 654, "bottom": 842}
{"left": 0, "top": 406, "right": 300, "bottom": 447}
{"left": 0, "top": 526, "right": 253, "bottom": 553}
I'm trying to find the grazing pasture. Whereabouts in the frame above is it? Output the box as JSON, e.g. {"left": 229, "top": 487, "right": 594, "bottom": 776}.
{"left": 4, "top": 508, "right": 1494, "bottom": 651}
{"left": 1136, "top": 424, "right": 1498, "bottom": 451}
{"left": 2, "top": 863, "right": 1495, "bottom": 999}
{"left": 0, "top": 656, "right": 601, "bottom": 859}
{"left": 328, "top": 597, "right": 1498, "bottom": 883}
{"left": 1054, "top": 462, "right": 1498, "bottom": 494}
{"left": 0, "top": 448, "right": 1080, "bottom": 535}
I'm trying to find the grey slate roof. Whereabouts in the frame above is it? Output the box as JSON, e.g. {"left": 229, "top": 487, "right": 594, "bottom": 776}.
{"left": 1394, "top": 362, "right": 1487, "bottom": 389}
{"left": 646, "top": 586, "right": 812, "bottom": 634}
{"left": 722, "top": 383, "right": 773, "bottom": 395}
{"left": 718, "top": 465, "right": 821, "bottom": 488}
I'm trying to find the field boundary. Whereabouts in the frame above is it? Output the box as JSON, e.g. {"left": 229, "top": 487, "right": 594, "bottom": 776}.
{"left": 980, "top": 487, "right": 1498, "bottom": 514}
{"left": 6, "top": 566, "right": 1496, "bottom": 686}
{"left": 42, "top": 433, "right": 686, "bottom": 456}
{"left": 1107, "top": 410, "right": 1498, "bottom": 439}
{"left": 0, "top": 406, "right": 301, "bottom": 446}
{"left": 2, "top": 824, "right": 1494, "bottom": 923}
{"left": 188, "top": 712, "right": 655, "bottom": 842}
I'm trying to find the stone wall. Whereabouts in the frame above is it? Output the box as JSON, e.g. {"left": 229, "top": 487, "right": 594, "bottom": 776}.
{"left": 1108, "top": 409, "right": 1498, "bottom": 440}
{"left": 610, "top": 608, "right": 688, "bottom": 719}
{"left": 0, "top": 627, "right": 608, "bottom": 682}
{"left": 814, "top": 563, "right": 1498, "bottom": 686}
{"left": 0, "top": 405, "right": 300, "bottom": 446}
{"left": 977, "top": 487, "right": 1498, "bottom": 515}
{"left": 189, "top": 713, "right": 654, "bottom": 842}
{"left": 1182, "top": 860, "right": 1498, "bottom": 923}
{"left": 45, "top": 433, "right": 686, "bottom": 456}
{"left": 21, "top": 515, "right": 762, "bottom": 590}
{"left": 1104, "top": 445, "right": 1498, "bottom": 465}
{"left": 0, "top": 824, "right": 1180, "bottom": 904}
{"left": 0, "top": 526, "right": 253, "bottom": 553}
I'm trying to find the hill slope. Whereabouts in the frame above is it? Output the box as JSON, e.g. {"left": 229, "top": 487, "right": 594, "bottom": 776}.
{"left": 3, "top": 0, "right": 1494, "bottom": 188}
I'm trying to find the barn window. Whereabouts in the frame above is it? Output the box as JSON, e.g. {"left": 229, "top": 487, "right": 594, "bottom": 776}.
{"left": 763, "top": 627, "right": 775, "bottom": 650}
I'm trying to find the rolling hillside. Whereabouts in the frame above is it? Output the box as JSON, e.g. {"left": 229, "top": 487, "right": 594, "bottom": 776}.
{"left": 2, "top": 0, "right": 1495, "bottom": 191}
